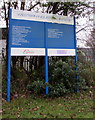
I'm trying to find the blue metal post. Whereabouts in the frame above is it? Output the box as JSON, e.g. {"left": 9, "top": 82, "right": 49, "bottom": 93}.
{"left": 74, "top": 17, "right": 79, "bottom": 93}
{"left": 7, "top": 50, "right": 11, "bottom": 102}
{"left": 45, "top": 50, "right": 49, "bottom": 94}
{"left": 44, "top": 23, "right": 49, "bottom": 95}
{"left": 7, "top": 9, "right": 12, "bottom": 102}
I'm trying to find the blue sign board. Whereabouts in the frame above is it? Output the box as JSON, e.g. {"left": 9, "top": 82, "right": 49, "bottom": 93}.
{"left": 11, "top": 20, "right": 45, "bottom": 48}
{"left": 9, "top": 9, "right": 76, "bottom": 56}
{"left": 46, "top": 23, "right": 75, "bottom": 49}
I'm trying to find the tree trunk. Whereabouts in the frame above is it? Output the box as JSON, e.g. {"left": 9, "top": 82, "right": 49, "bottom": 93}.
{"left": 20, "top": 56, "right": 24, "bottom": 68}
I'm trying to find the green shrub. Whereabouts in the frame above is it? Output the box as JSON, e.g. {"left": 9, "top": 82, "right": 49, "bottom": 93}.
{"left": 78, "top": 61, "right": 94, "bottom": 88}
{"left": 27, "top": 80, "right": 45, "bottom": 94}
{"left": 11, "top": 67, "right": 29, "bottom": 94}
{"left": 27, "top": 57, "right": 92, "bottom": 97}
{"left": 49, "top": 59, "right": 76, "bottom": 92}
{"left": 2, "top": 65, "right": 29, "bottom": 97}
{"left": 49, "top": 83, "right": 68, "bottom": 97}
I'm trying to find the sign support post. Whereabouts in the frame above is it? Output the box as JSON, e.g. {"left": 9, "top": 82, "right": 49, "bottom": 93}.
{"left": 7, "top": 51, "right": 11, "bottom": 102}
{"left": 7, "top": 9, "right": 11, "bottom": 102}
{"left": 45, "top": 50, "right": 49, "bottom": 95}
{"left": 75, "top": 53, "right": 79, "bottom": 92}
{"left": 45, "top": 23, "right": 49, "bottom": 95}
{"left": 74, "top": 17, "right": 79, "bottom": 93}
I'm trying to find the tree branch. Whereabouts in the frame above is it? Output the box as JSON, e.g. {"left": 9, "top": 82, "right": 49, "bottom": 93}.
{"left": 76, "top": 26, "right": 89, "bottom": 33}
{"left": 28, "top": 2, "right": 40, "bottom": 11}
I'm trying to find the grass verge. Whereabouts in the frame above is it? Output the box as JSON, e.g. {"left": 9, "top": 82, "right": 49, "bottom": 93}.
{"left": 2, "top": 90, "right": 94, "bottom": 119}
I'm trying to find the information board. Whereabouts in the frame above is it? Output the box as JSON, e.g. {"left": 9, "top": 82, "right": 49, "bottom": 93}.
{"left": 46, "top": 22, "right": 75, "bottom": 56}
{"left": 9, "top": 9, "right": 76, "bottom": 56}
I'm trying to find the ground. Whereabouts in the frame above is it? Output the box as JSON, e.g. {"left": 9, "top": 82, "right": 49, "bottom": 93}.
{"left": 2, "top": 90, "right": 94, "bottom": 119}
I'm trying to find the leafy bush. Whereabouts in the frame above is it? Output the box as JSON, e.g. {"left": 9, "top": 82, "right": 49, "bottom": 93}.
{"left": 78, "top": 61, "right": 94, "bottom": 88}
{"left": 49, "top": 59, "right": 76, "bottom": 92}
{"left": 27, "top": 80, "right": 45, "bottom": 94}
{"left": 78, "top": 50, "right": 94, "bottom": 88}
{"left": 27, "top": 57, "right": 93, "bottom": 97}
{"left": 2, "top": 65, "right": 29, "bottom": 98}
{"left": 11, "top": 67, "right": 29, "bottom": 94}
{"left": 49, "top": 83, "right": 68, "bottom": 97}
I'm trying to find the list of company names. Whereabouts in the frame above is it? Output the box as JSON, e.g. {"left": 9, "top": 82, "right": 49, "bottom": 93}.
{"left": 48, "top": 29, "right": 63, "bottom": 38}
{"left": 12, "top": 25, "right": 31, "bottom": 45}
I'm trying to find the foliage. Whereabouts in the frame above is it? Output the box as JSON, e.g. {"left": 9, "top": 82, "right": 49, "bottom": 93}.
{"left": 27, "top": 80, "right": 45, "bottom": 95}
{"left": 26, "top": 56, "right": 94, "bottom": 97}
{"left": 86, "top": 28, "right": 95, "bottom": 64}
{"left": 2, "top": 65, "right": 29, "bottom": 99}
{"left": 11, "top": 68, "right": 29, "bottom": 93}
{"left": 48, "top": 83, "right": 68, "bottom": 97}
{"left": 2, "top": 54, "right": 94, "bottom": 98}
{"left": 78, "top": 50, "right": 94, "bottom": 88}
{"left": 49, "top": 59, "right": 76, "bottom": 87}
{"left": 48, "top": 59, "right": 75, "bottom": 97}
{"left": 92, "top": 67, "right": 95, "bottom": 86}
{"left": 43, "top": 2, "right": 92, "bottom": 17}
